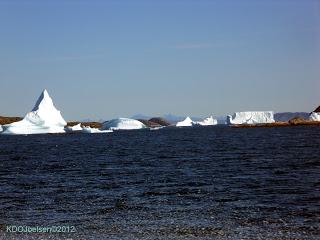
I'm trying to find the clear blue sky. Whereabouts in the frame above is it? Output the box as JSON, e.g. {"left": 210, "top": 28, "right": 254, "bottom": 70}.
{"left": 0, "top": 0, "right": 319, "bottom": 121}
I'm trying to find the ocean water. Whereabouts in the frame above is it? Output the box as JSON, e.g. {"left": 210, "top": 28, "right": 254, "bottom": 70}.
{"left": 0, "top": 126, "right": 319, "bottom": 240}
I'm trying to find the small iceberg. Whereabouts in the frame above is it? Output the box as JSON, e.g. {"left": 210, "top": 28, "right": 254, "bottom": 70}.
{"left": 150, "top": 126, "right": 165, "bottom": 131}
{"left": 81, "top": 126, "right": 113, "bottom": 134}
{"left": 101, "top": 118, "right": 146, "bottom": 130}
{"left": 227, "top": 111, "right": 275, "bottom": 125}
{"left": 0, "top": 125, "right": 2, "bottom": 132}
{"left": 1, "top": 89, "right": 67, "bottom": 135}
{"left": 309, "top": 112, "right": 320, "bottom": 121}
{"left": 65, "top": 123, "right": 83, "bottom": 132}
{"left": 309, "top": 106, "right": 320, "bottom": 121}
{"left": 176, "top": 117, "right": 193, "bottom": 127}
{"left": 192, "top": 116, "right": 218, "bottom": 126}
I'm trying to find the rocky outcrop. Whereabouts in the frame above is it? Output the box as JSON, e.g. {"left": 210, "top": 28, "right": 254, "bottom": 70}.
{"left": 148, "top": 117, "right": 171, "bottom": 126}
{"left": 0, "top": 116, "right": 23, "bottom": 125}
{"left": 137, "top": 119, "right": 162, "bottom": 128}
{"left": 288, "top": 117, "right": 306, "bottom": 125}
{"left": 67, "top": 121, "right": 102, "bottom": 128}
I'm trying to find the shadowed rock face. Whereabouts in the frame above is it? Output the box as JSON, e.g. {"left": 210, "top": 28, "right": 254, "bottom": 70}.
{"left": 149, "top": 117, "right": 171, "bottom": 126}
{"left": 313, "top": 106, "right": 320, "bottom": 113}
{"left": 0, "top": 116, "right": 22, "bottom": 125}
{"left": 137, "top": 119, "right": 161, "bottom": 128}
{"left": 67, "top": 122, "right": 102, "bottom": 128}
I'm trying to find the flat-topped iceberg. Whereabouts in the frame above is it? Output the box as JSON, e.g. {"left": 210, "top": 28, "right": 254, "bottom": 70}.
{"left": 176, "top": 117, "right": 193, "bottom": 127}
{"left": 82, "top": 126, "right": 113, "bottom": 134}
{"left": 227, "top": 111, "right": 275, "bottom": 125}
{"left": 65, "top": 123, "right": 83, "bottom": 132}
{"left": 1, "top": 90, "right": 67, "bottom": 135}
{"left": 101, "top": 118, "right": 146, "bottom": 130}
{"left": 309, "top": 112, "right": 320, "bottom": 121}
{"left": 193, "top": 116, "right": 218, "bottom": 126}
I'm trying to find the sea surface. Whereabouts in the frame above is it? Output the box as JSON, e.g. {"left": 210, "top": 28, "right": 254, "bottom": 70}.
{"left": 0, "top": 126, "right": 319, "bottom": 240}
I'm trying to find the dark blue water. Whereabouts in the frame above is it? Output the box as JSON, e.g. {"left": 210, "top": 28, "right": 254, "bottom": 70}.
{"left": 0, "top": 126, "right": 319, "bottom": 239}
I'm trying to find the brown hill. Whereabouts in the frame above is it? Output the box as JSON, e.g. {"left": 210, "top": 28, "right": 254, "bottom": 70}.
{"left": 0, "top": 116, "right": 22, "bottom": 125}
{"left": 149, "top": 117, "right": 171, "bottom": 126}
{"left": 137, "top": 119, "right": 161, "bottom": 128}
{"left": 288, "top": 117, "right": 306, "bottom": 125}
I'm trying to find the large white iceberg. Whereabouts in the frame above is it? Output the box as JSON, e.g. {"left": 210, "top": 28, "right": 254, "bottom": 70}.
{"left": 176, "top": 117, "right": 193, "bottom": 127}
{"left": 309, "top": 112, "right": 320, "bottom": 121}
{"left": 81, "top": 126, "right": 113, "bottom": 134}
{"left": 65, "top": 123, "right": 83, "bottom": 132}
{"left": 0, "top": 125, "right": 2, "bottom": 132}
{"left": 101, "top": 118, "right": 146, "bottom": 130}
{"left": 192, "top": 116, "right": 218, "bottom": 126}
{"left": 227, "top": 111, "right": 275, "bottom": 125}
{"left": 1, "top": 89, "right": 67, "bottom": 135}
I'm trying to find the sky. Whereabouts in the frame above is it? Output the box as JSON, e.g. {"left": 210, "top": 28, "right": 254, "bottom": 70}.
{"left": 0, "top": 0, "right": 319, "bottom": 121}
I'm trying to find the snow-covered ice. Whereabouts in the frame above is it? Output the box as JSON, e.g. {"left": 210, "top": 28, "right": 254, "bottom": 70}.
{"left": 309, "top": 112, "right": 320, "bottom": 121}
{"left": 150, "top": 126, "right": 165, "bottom": 131}
{"left": 81, "top": 126, "right": 113, "bottom": 134}
{"left": 101, "top": 118, "right": 146, "bottom": 130}
{"left": 1, "top": 89, "right": 67, "bottom": 135}
{"left": 0, "top": 125, "right": 2, "bottom": 132}
{"left": 227, "top": 111, "right": 275, "bottom": 125}
{"left": 176, "top": 117, "right": 193, "bottom": 127}
{"left": 192, "top": 116, "right": 218, "bottom": 126}
{"left": 65, "top": 123, "right": 83, "bottom": 132}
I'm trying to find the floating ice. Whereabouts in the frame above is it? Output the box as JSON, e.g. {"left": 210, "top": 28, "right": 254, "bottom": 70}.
{"left": 65, "top": 123, "right": 83, "bottom": 132}
{"left": 176, "top": 117, "right": 193, "bottom": 127}
{"left": 101, "top": 118, "right": 146, "bottom": 130}
{"left": 81, "top": 126, "right": 113, "bottom": 134}
{"left": 227, "top": 111, "right": 275, "bottom": 125}
{"left": 149, "top": 126, "right": 165, "bottom": 131}
{"left": 1, "top": 90, "right": 67, "bottom": 135}
{"left": 193, "top": 116, "right": 218, "bottom": 126}
{"left": 309, "top": 112, "right": 320, "bottom": 121}
{"left": 0, "top": 125, "right": 2, "bottom": 132}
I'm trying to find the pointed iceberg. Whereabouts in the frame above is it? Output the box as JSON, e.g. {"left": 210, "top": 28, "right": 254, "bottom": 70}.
{"left": 1, "top": 90, "right": 67, "bottom": 135}
{"left": 176, "top": 117, "right": 193, "bottom": 127}
{"left": 101, "top": 118, "right": 146, "bottom": 130}
{"left": 227, "top": 111, "right": 275, "bottom": 125}
{"left": 192, "top": 116, "right": 218, "bottom": 126}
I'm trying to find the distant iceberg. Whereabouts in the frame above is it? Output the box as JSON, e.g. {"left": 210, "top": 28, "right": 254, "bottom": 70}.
{"left": 192, "top": 116, "right": 218, "bottom": 126}
{"left": 1, "top": 90, "right": 67, "bottom": 135}
{"left": 65, "top": 123, "right": 83, "bottom": 132}
{"left": 81, "top": 126, "right": 113, "bottom": 134}
{"left": 227, "top": 111, "right": 275, "bottom": 125}
{"left": 309, "top": 112, "right": 320, "bottom": 121}
{"left": 176, "top": 117, "right": 193, "bottom": 127}
{"left": 101, "top": 118, "right": 146, "bottom": 130}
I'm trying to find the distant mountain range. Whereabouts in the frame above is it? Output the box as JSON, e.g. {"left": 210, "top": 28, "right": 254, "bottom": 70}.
{"left": 131, "top": 114, "right": 203, "bottom": 124}
{"left": 274, "top": 112, "right": 309, "bottom": 122}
